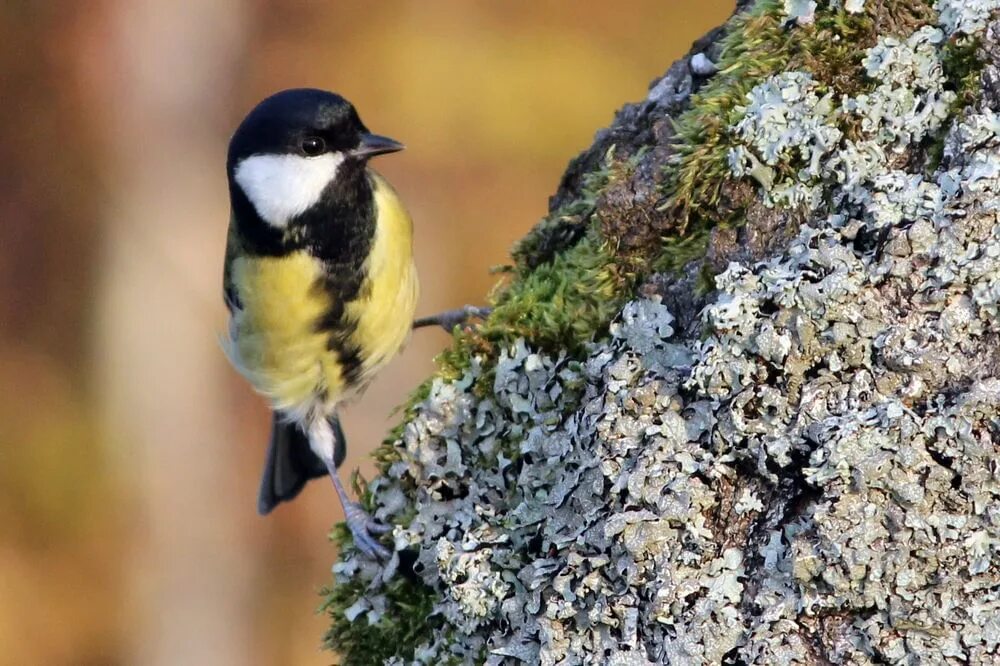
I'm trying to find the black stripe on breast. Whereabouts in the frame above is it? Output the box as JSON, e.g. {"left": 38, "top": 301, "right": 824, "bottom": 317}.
{"left": 334, "top": 341, "right": 364, "bottom": 387}
{"left": 298, "top": 166, "right": 377, "bottom": 390}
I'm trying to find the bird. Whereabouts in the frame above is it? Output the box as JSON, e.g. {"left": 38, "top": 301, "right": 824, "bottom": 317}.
{"left": 222, "top": 88, "right": 420, "bottom": 558}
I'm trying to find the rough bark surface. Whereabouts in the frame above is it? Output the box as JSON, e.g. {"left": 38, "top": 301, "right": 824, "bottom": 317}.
{"left": 327, "top": 2, "right": 1000, "bottom": 664}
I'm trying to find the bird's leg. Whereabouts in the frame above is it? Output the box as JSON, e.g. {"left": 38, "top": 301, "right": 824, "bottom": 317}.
{"left": 327, "top": 463, "right": 393, "bottom": 559}
{"left": 309, "top": 416, "right": 392, "bottom": 559}
{"left": 413, "top": 305, "right": 492, "bottom": 332}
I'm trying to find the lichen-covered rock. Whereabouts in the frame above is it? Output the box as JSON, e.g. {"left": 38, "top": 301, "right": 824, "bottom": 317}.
{"left": 326, "top": 1, "right": 1000, "bottom": 664}
{"left": 936, "top": 0, "right": 1000, "bottom": 37}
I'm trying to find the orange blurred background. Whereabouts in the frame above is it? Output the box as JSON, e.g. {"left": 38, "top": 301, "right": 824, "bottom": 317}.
{"left": 0, "top": 2, "right": 732, "bottom": 664}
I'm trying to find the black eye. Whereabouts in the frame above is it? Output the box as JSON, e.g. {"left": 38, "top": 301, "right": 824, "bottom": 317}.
{"left": 301, "top": 136, "right": 326, "bottom": 156}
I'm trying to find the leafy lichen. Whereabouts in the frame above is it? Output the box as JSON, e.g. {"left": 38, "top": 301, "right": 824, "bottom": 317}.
{"left": 935, "top": 0, "right": 1000, "bottom": 37}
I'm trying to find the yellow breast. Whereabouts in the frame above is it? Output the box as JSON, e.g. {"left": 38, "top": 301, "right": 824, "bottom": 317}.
{"left": 227, "top": 251, "right": 343, "bottom": 416}
{"left": 346, "top": 172, "right": 419, "bottom": 383}
{"left": 226, "top": 170, "right": 418, "bottom": 419}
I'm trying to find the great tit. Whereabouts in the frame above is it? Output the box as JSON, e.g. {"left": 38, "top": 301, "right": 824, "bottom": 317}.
{"left": 223, "top": 88, "right": 418, "bottom": 558}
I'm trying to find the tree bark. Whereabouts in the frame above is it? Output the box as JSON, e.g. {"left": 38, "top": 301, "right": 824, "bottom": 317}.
{"left": 327, "top": 2, "right": 1000, "bottom": 664}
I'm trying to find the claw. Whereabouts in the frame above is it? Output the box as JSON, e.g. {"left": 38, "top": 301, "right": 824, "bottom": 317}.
{"left": 367, "top": 519, "right": 394, "bottom": 535}
{"left": 413, "top": 305, "right": 491, "bottom": 332}
{"left": 326, "top": 459, "right": 393, "bottom": 560}
{"left": 343, "top": 500, "right": 392, "bottom": 559}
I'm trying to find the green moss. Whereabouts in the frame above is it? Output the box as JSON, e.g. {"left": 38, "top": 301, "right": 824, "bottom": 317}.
{"left": 322, "top": 376, "right": 441, "bottom": 665}
{"left": 799, "top": 11, "right": 876, "bottom": 96}
{"left": 661, "top": 0, "right": 931, "bottom": 232}
{"left": 483, "top": 230, "right": 632, "bottom": 356}
{"left": 511, "top": 147, "right": 617, "bottom": 270}
{"left": 942, "top": 34, "right": 984, "bottom": 111}
{"left": 649, "top": 0, "right": 945, "bottom": 291}
{"left": 696, "top": 258, "right": 720, "bottom": 295}
{"left": 925, "top": 34, "right": 985, "bottom": 173}
{"left": 321, "top": 548, "right": 438, "bottom": 665}
{"left": 662, "top": 0, "right": 794, "bottom": 231}
{"left": 651, "top": 228, "right": 711, "bottom": 275}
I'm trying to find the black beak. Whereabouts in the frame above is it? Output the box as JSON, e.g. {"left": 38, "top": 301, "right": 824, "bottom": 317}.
{"left": 353, "top": 133, "right": 404, "bottom": 159}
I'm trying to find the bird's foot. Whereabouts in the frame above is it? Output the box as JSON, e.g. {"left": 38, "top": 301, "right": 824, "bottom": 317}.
{"left": 343, "top": 500, "right": 393, "bottom": 559}
{"left": 413, "top": 305, "right": 492, "bottom": 332}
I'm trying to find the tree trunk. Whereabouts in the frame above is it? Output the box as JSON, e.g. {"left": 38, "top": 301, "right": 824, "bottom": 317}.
{"left": 326, "top": 1, "right": 1000, "bottom": 664}
{"left": 93, "top": 2, "right": 255, "bottom": 665}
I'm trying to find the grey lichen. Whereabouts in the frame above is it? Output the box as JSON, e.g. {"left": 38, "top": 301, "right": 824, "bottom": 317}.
{"left": 729, "top": 25, "right": 956, "bottom": 211}
{"left": 728, "top": 71, "right": 842, "bottom": 207}
{"left": 936, "top": 0, "right": 1000, "bottom": 37}
{"left": 329, "top": 2, "right": 1000, "bottom": 664}
{"left": 783, "top": 0, "right": 867, "bottom": 24}
{"left": 784, "top": 0, "right": 819, "bottom": 26}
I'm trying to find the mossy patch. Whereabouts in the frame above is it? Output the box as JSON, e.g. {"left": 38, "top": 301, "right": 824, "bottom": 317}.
{"left": 323, "top": 380, "right": 440, "bottom": 663}
{"left": 442, "top": 0, "right": 938, "bottom": 377}
{"left": 662, "top": 0, "right": 937, "bottom": 230}
{"left": 942, "top": 33, "right": 985, "bottom": 110}
{"left": 662, "top": 0, "right": 794, "bottom": 232}
{"left": 925, "top": 33, "right": 986, "bottom": 171}
{"left": 483, "top": 231, "right": 632, "bottom": 355}
{"left": 510, "top": 147, "right": 617, "bottom": 271}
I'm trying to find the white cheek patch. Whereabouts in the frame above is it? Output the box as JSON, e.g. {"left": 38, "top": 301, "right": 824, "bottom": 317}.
{"left": 233, "top": 152, "right": 345, "bottom": 227}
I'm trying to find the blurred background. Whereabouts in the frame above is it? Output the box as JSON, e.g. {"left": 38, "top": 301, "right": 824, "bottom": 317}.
{"left": 0, "top": 1, "right": 732, "bottom": 664}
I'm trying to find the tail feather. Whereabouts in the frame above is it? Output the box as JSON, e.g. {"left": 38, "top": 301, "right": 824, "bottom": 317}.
{"left": 330, "top": 414, "right": 346, "bottom": 468}
{"left": 257, "top": 415, "right": 329, "bottom": 515}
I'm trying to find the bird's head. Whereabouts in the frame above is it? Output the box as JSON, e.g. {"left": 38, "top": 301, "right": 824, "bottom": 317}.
{"left": 227, "top": 88, "right": 403, "bottom": 229}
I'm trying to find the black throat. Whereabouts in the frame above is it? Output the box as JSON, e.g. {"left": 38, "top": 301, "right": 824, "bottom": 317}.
{"left": 230, "top": 162, "right": 376, "bottom": 272}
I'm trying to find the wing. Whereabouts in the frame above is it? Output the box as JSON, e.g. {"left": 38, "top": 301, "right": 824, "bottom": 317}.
{"left": 222, "top": 214, "right": 243, "bottom": 313}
